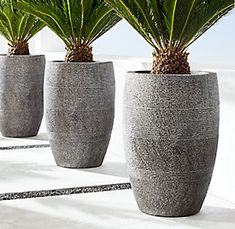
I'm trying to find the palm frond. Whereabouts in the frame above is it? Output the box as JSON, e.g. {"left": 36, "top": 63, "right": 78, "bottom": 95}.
{"left": 15, "top": 0, "right": 121, "bottom": 48}
{"left": 0, "top": 0, "right": 45, "bottom": 44}
{"left": 181, "top": 0, "right": 234, "bottom": 49}
{"left": 105, "top": 0, "right": 234, "bottom": 52}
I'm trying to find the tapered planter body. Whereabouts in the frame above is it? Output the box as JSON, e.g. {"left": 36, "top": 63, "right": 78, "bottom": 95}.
{"left": 124, "top": 71, "right": 219, "bottom": 217}
{"left": 45, "top": 61, "right": 115, "bottom": 168}
{"left": 0, "top": 55, "right": 45, "bottom": 137}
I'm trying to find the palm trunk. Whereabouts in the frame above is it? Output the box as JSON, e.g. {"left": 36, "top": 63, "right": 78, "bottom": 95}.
{"left": 151, "top": 47, "right": 190, "bottom": 75}
{"left": 65, "top": 44, "right": 93, "bottom": 62}
{"left": 8, "top": 41, "right": 30, "bottom": 55}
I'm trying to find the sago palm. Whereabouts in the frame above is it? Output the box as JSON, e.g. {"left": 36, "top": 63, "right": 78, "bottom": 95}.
{"left": 15, "top": 0, "right": 121, "bottom": 62}
{"left": 0, "top": 0, "right": 45, "bottom": 55}
{"left": 105, "top": 0, "right": 234, "bottom": 74}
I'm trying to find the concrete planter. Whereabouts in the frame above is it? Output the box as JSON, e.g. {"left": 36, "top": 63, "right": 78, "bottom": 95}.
{"left": 0, "top": 55, "right": 45, "bottom": 137}
{"left": 124, "top": 71, "right": 219, "bottom": 217}
{"left": 45, "top": 61, "right": 115, "bottom": 168}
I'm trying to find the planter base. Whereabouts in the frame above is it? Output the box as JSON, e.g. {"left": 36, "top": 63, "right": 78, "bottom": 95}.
{"left": 50, "top": 135, "right": 110, "bottom": 168}
{"left": 0, "top": 110, "right": 42, "bottom": 138}
{"left": 1, "top": 131, "right": 39, "bottom": 138}
{"left": 139, "top": 210, "right": 200, "bottom": 218}
{"left": 130, "top": 175, "right": 210, "bottom": 217}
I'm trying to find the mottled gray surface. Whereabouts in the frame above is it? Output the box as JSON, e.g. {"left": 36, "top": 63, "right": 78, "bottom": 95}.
{"left": 45, "top": 61, "right": 115, "bottom": 168}
{"left": 123, "top": 71, "right": 220, "bottom": 217}
{"left": 0, "top": 55, "right": 45, "bottom": 137}
{"left": 0, "top": 144, "right": 50, "bottom": 151}
{"left": 0, "top": 183, "right": 131, "bottom": 201}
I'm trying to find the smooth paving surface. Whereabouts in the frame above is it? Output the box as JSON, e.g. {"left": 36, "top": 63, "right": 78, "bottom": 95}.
{"left": 0, "top": 144, "right": 128, "bottom": 193}
{"left": 0, "top": 191, "right": 235, "bottom": 229}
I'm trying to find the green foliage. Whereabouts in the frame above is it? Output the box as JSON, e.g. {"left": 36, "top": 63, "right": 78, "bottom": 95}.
{"left": 105, "top": 0, "right": 234, "bottom": 52}
{"left": 15, "top": 0, "right": 121, "bottom": 48}
{"left": 0, "top": 0, "right": 45, "bottom": 44}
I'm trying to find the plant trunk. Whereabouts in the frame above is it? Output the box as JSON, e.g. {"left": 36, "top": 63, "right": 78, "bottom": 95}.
{"left": 8, "top": 41, "right": 30, "bottom": 55}
{"left": 65, "top": 44, "right": 93, "bottom": 62}
{"left": 151, "top": 47, "right": 190, "bottom": 75}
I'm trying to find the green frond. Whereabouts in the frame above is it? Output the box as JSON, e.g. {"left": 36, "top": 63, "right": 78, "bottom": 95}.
{"left": 181, "top": 1, "right": 234, "bottom": 49}
{"left": 0, "top": 0, "right": 45, "bottom": 44}
{"left": 15, "top": 0, "right": 121, "bottom": 48}
{"left": 105, "top": 0, "right": 234, "bottom": 52}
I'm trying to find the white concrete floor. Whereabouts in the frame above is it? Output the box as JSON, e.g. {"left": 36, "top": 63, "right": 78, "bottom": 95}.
{"left": 0, "top": 144, "right": 129, "bottom": 193}
{"left": 1, "top": 190, "right": 235, "bottom": 229}
{"left": 0, "top": 58, "right": 235, "bottom": 228}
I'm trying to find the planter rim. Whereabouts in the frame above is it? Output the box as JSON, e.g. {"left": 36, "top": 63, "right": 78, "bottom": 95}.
{"left": 0, "top": 54, "right": 45, "bottom": 58}
{"left": 47, "top": 60, "right": 113, "bottom": 65}
{"left": 127, "top": 70, "right": 216, "bottom": 78}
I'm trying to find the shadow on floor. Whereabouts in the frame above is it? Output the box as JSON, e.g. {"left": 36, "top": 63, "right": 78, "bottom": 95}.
{"left": 2, "top": 196, "right": 235, "bottom": 229}
{"left": 0, "top": 160, "right": 55, "bottom": 183}
{"left": 0, "top": 196, "right": 161, "bottom": 229}
{"left": 80, "top": 161, "right": 128, "bottom": 178}
{"left": 170, "top": 205, "right": 235, "bottom": 229}
{"left": 26, "top": 132, "right": 49, "bottom": 141}
{"left": 0, "top": 203, "right": 102, "bottom": 229}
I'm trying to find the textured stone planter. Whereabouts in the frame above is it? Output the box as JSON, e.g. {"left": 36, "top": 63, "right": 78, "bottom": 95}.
{"left": 45, "top": 61, "right": 115, "bottom": 168}
{"left": 123, "top": 71, "right": 219, "bottom": 217}
{"left": 0, "top": 55, "right": 45, "bottom": 137}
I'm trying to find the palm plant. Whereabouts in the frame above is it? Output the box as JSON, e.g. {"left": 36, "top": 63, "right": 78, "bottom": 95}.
{"left": 0, "top": 0, "right": 45, "bottom": 55}
{"left": 105, "top": 0, "right": 234, "bottom": 74}
{"left": 15, "top": 0, "right": 121, "bottom": 62}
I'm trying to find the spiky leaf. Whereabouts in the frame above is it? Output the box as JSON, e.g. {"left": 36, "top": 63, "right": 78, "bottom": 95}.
{"left": 0, "top": 0, "right": 45, "bottom": 45}
{"left": 105, "top": 0, "right": 234, "bottom": 52}
{"left": 15, "top": 0, "right": 121, "bottom": 48}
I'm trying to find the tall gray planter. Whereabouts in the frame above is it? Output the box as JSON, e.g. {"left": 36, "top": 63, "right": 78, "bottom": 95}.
{"left": 45, "top": 61, "right": 115, "bottom": 168}
{"left": 0, "top": 55, "right": 45, "bottom": 137}
{"left": 124, "top": 71, "right": 219, "bottom": 217}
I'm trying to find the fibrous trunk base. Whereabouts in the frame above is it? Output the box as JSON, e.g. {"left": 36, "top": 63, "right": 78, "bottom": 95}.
{"left": 8, "top": 42, "right": 30, "bottom": 55}
{"left": 65, "top": 44, "right": 93, "bottom": 62}
{"left": 152, "top": 47, "right": 190, "bottom": 75}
